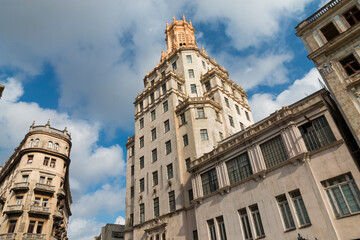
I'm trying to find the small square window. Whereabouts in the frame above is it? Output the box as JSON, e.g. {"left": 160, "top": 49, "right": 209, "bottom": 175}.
{"left": 188, "top": 69, "right": 195, "bottom": 78}
{"left": 186, "top": 55, "right": 192, "bottom": 63}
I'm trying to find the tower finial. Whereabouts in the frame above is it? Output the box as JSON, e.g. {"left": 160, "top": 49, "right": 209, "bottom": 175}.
{"left": 46, "top": 119, "right": 50, "bottom": 127}
{"left": 166, "top": 21, "right": 169, "bottom": 29}
{"left": 183, "top": 14, "right": 186, "bottom": 22}
{"left": 30, "top": 121, "right": 35, "bottom": 129}
{"left": 173, "top": 15, "right": 176, "bottom": 22}
{"left": 202, "top": 46, "right": 206, "bottom": 54}
{"left": 189, "top": 20, "right": 192, "bottom": 26}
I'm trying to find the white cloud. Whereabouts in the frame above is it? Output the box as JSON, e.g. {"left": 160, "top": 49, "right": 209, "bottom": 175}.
{"left": 68, "top": 217, "right": 104, "bottom": 240}
{"left": 249, "top": 68, "right": 323, "bottom": 121}
{"left": 115, "top": 216, "right": 125, "bottom": 225}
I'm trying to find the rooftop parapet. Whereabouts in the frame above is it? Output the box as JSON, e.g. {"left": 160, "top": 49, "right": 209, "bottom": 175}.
{"left": 29, "top": 120, "right": 71, "bottom": 140}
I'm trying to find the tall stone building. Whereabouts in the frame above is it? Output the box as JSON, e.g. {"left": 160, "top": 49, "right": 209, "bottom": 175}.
{"left": 124, "top": 16, "right": 253, "bottom": 239}
{"left": 296, "top": 0, "right": 360, "bottom": 146}
{"left": 0, "top": 84, "right": 4, "bottom": 99}
{"left": 0, "top": 121, "right": 72, "bottom": 240}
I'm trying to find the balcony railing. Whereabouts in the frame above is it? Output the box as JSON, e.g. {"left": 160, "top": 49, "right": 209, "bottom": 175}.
{"left": 4, "top": 205, "right": 23, "bottom": 214}
{"left": 12, "top": 182, "right": 29, "bottom": 191}
{"left": 34, "top": 183, "right": 55, "bottom": 193}
{"left": 22, "top": 233, "right": 45, "bottom": 239}
{"left": 29, "top": 205, "right": 50, "bottom": 215}
{"left": 57, "top": 188, "right": 65, "bottom": 198}
{"left": 53, "top": 210, "right": 63, "bottom": 219}
{"left": 0, "top": 233, "right": 16, "bottom": 239}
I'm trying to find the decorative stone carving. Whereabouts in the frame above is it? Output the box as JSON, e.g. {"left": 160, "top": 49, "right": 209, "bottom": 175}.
{"left": 319, "top": 61, "right": 334, "bottom": 76}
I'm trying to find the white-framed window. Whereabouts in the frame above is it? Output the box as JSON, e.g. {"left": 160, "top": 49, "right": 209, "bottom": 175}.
{"left": 216, "top": 216, "right": 227, "bottom": 240}
{"left": 47, "top": 141, "right": 53, "bottom": 149}
{"left": 239, "top": 208, "right": 253, "bottom": 240}
{"left": 276, "top": 194, "right": 295, "bottom": 230}
{"left": 188, "top": 69, "right": 195, "bottom": 78}
{"left": 54, "top": 143, "right": 59, "bottom": 150}
{"left": 290, "top": 190, "right": 311, "bottom": 226}
{"left": 200, "top": 129, "right": 209, "bottom": 141}
{"left": 186, "top": 55, "right": 192, "bottom": 63}
{"left": 151, "top": 109, "right": 156, "bottom": 121}
{"left": 250, "top": 204, "right": 265, "bottom": 238}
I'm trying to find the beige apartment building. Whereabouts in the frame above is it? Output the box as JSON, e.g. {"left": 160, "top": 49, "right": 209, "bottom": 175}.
{"left": 0, "top": 121, "right": 72, "bottom": 240}
{"left": 124, "top": 16, "right": 253, "bottom": 240}
{"left": 296, "top": 0, "right": 360, "bottom": 146}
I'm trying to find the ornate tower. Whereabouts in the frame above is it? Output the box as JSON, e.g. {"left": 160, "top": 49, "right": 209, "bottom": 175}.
{"left": 124, "top": 16, "right": 253, "bottom": 240}
{"left": 0, "top": 121, "right": 72, "bottom": 240}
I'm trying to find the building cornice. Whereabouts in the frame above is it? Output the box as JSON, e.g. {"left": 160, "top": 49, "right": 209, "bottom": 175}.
{"left": 175, "top": 97, "right": 222, "bottom": 114}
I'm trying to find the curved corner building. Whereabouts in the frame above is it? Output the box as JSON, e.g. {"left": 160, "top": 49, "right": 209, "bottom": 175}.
{"left": 0, "top": 121, "right": 72, "bottom": 240}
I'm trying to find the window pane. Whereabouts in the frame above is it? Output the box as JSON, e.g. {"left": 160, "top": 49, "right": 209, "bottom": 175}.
{"left": 260, "top": 135, "right": 288, "bottom": 168}
{"left": 201, "top": 168, "right": 219, "bottom": 195}
{"left": 226, "top": 152, "right": 252, "bottom": 184}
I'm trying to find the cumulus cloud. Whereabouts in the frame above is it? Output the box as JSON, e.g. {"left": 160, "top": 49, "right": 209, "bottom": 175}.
{"left": 68, "top": 217, "right": 104, "bottom": 240}
{"left": 115, "top": 216, "right": 126, "bottom": 225}
{"left": 249, "top": 68, "right": 323, "bottom": 121}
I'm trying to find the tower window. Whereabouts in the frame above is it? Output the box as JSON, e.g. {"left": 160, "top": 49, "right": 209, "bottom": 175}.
{"left": 28, "top": 139, "right": 34, "bottom": 147}
{"left": 224, "top": 97, "right": 230, "bottom": 108}
{"left": 169, "top": 190, "right": 176, "bottom": 212}
{"left": 177, "top": 83, "right": 183, "bottom": 93}
{"left": 186, "top": 55, "right": 192, "bottom": 63}
{"left": 320, "top": 22, "right": 340, "bottom": 41}
{"left": 151, "top": 80, "right": 154, "bottom": 86}
{"left": 183, "top": 134, "right": 189, "bottom": 146}
{"left": 131, "top": 165, "right": 134, "bottom": 176}
{"left": 190, "top": 84, "right": 197, "bottom": 94}
{"left": 139, "top": 118, "right": 144, "bottom": 129}
{"left": 205, "top": 81, "right": 211, "bottom": 92}
{"left": 197, "top": 108, "right": 205, "bottom": 118}
{"left": 43, "top": 157, "right": 49, "bottom": 166}
{"left": 180, "top": 113, "right": 186, "bottom": 125}
{"left": 28, "top": 221, "right": 35, "bottom": 233}
{"left": 339, "top": 53, "right": 360, "bottom": 76}
{"left": 50, "top": 159, "right": 56, "bottom": 168}
{"left": 140, "top": 178, "right": 145, "bottom": 192}
{"left": 162, "top": 84, "right": 167, "bottom": 94}
{"left": 167, "top": 163, "right": 173, "bottom": 179}
{"left": 154, "top": 197, "right": 159, "bottom": 217}
{"left": 152, "top": 171, "right": 158, "bottom": 186}
{"left": 139, "top": 203, "right": 145, "bottom": 223}
{"left": 27, "top": 155, "right": 34, "bottom": 164}
{"left": 164, "top": 120, "right": 170, "bottom": 133}
{"left": 151, "top": 128, "right": 157, "bottom": 141}
{"left": 36, "top": 222, "right": 43, "bottom": 234}
{"left": 140, "top": 156, "right": 144, "bottom": 169}
{"left": 151, "top": 110, "right": 156, "bottom": 121}
{"left": 188, "top": 69, "right": 195, "bottom": 78}
{"left": 290, "top": 190, "right": 311, "bottom": 226}
{"left": 163, "top": 101, "right": 168, "bottom": 112}
{"left": 172, "top": 61, "right": 177, "bottom": 71}
{"left": 150, "top": 93, "right": 155, "bottom": 103}
{"left": 343, "top": 6, "right": 360, "bottom": 26}
{"left": 165, "top": 140, "right": 172, "bottom": 155}
{"left": 200, "top": 129, "right": 209, "bottom": 141}
{"left": 229, "top": 115, "right": 234, "bottom": 127}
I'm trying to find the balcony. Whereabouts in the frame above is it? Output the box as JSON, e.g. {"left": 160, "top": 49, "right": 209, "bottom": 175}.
{"left": 53, "top": 210, "right": 63, "bottom": 219}
{"left": 22, "top": 233, "right": 45, "bottom": 239}
{"left": 11, "top": 182, "right": 29, "bottom": 191}
{"left": 29, "top": 205, "right": 50, "bottom": 216}
{"left": 0, "top": 233, "right": 16, "bottom": 239}
{"left": 57, "top": 188, "right": 65, "bottom": 198}
{"left": 4, "top": 205, "right": 23, "bottom": 215}
{"left": 34, "top": 183, "right": 55, "bottom": 194}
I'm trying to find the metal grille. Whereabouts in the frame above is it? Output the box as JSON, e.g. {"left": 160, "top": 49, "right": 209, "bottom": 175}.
{"left": 201, "top": 168, "right": 219, "bottom": 195}
{"left": 226, "top": 152, "right": 252, "bottom": 184}
{"left": 260, "top": 135, "right": 288, "bottom": 169}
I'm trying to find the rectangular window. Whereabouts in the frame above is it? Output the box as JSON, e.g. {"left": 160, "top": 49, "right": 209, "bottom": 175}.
{"left": 201, "top": 168, "right": 219, "bottom": 195}
{"left": 290, "top": 190, "right": 311, "bottom": 226}
{"left": 140, "top": 203, "right": 145, "bottom": 223}
{"left": 43, "top": 157, "right": 49, "bottom": 166}
{"left": 150, "top": 93, "right": 155, "bottom": 103}
{"left": 50, "top": 159, "right": 56, "bottom": 168}
{"left": 322, "top": 173, "right": 360, "bottom": 217}
{"left": 219, "top": 132, "right": 224, "bottom": 140}
{"left": 169, "top": 190, "right": 176, "bottom": 212}
{"left": 180, "top": 113, "right": 186, "bottom": 125}
{"left": 178, "top": 83, "right": 183, "bottom": 93}
{"left": 162, "top": 84, "right": 167, "bottom": 94}
{"left": 140, "top": 178, "right": 145, "bottom": 192}
{"left": 154, "top": 197, "right": 159, "bottom": 217}
{"left": 139, "top": 102, "right": 143, "bottom": 112}
{"left": 152, "top": 149, "right": 157, "bottom": 162}
{"left": 185, "top": 158, "right": 191, "bottom": 170}
{"left": 161, "top": 71, "right": 165, "bottom": 77}
{"left": 183, "top": 134, "right": 189, "bottom": 146}
{"left": 340, "top": 53, "right": 360, "bottom": 76}
{"left": 164, "top": 120, "right": 170, "bottom": 133}
{"left": 250, "top": 204, "right": 265, "bottom": 238}
{"left": 224, "top": 97, "right": 230, "bottom": 108}
{"left": 131, "top": 165, "right": 134, "bottom": 176}
{"left": 186, "top": 55, "right": 192, "bottom": 63}
{"left": 34, "top": 197, "right": 41, "bottom": 206}
{"left": 151, "top": 109, "right": 156, "bottom": 121}
{"left": 140, "top": 156, "right": 144, "bottom": 169}
{"left": 22, "top": 175, "right": 29, "bottom": 182}
{"left": 197, "top": 108, "right": 205, "bottom": 118}
{"left": 202, "top": 60, "right": 206, "bottom": 69}
{"left": 229, "top": 116, "right": 234, "bottom": 127}
{"left": 8, "top": 220, "right": 17, "bottom": 233}
{"left": 46, "top": 178, "right": 52, "bottom": 185}
{"left": 28, "top": 221, "right": 35, "bottom": 233}
{"left": 277, "top": 194, "right": 295, "bottom": 230}
{"left": 239, "top": 209, "right": 253, "bottom": 240}
{"left": 191, "top": 84, "right": 197, "bottom": 94}
{"left": 131, "top": 146, "right": 134, "bottom": 156}
{"left": 188, "top": 69, "right": 195, "bottom": 78}
{"left": 129, "top": 213, "right": 134, "bottom": 226}
{"left": 130, "top": 186, "right": 134, "bottom": 198}
{"left": 42, "top": 198, "right": 48, "bottom": 207}
{"left": 172, "top": 61, "right": 177, "bottom": 70}
{"left": 153, "top": 171, "right": 158, "bottom": 186}
{"left": 215, "top": 111, "right": 220, "bottom": 121}
{"left": 200, "top": 129, "right": 209, "bottom": 141}
{"left": 216, "top": 216, "right": 227, "bottom": 240}
{"left": 139, "top": 118, "right": 144, "bottom": 129}
{"left": 151, "top": 128, "right": 157, "bottom": 141}
{"left": 39, "top": 176, "right": 45, "bottom": 184}
{"left": 298, "top": 115, "right": 336, "bottom": 151}
{"left": 188, "top": 189, "right": 194, "bottom": 201}
{"left": 226, "top": 152, "right": 252, "bottom": 184}
{"left": 165, "top": 140, "right": 172, "bottom": 155}
{"left": 343, "top": 6, "right": 360, "bottom": 26}
{"left": 205, "top": 81, "right": 211, "bottom": 92}
{"left": 16, "top": 196, "right": 23, "bottom": 205}
{"left": 163, "top": 101, "right": 168, "bottom": 112}
{"left": 320, "top": 22, "right": 340, "bottom": 41}
{"left": 207, "top": 219, "right": 217, "bottom": 240}
{"left": 139, "top": 136, "right": 144, "bottom": 148}
{"left": 245, "top": 111, "right": 250, "bottom": 121}
{"left": 260, "top": 135, "right": 288, "bottom": 169}
{"left": 193, "top": 230, "right": 198, "bottom": 240}
{"left": 235, "top": 104, "right": 240, "bottom": 115}
{"left": 27, "top": 155, "right": 33, "bottom": 164}
{"left": 151, "top": 80, "right": 155, "bottom": 86}
{"left": 167, "top": 163, "right": 173, "bottom": 179}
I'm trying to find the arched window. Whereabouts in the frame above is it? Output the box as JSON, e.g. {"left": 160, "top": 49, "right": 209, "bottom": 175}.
{"left": 54, "top": 143, "right": 59, "bottom": 150}
{"left": 28, "top": 139, "right": 34, "bottom": 147}
{"left": 48, "top": 141, "right": 53, "bottom": 149}
{"left": 34, "top": 139, "right": 40, "bottom": 147}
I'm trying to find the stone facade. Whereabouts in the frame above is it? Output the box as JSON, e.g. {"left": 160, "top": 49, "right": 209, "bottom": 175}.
{"left": 95, "top": 224, "right": 125, "bottom": 240}
{"left": 0, "top": 121, "right": 72, "bottom": 240}
{"left": 124, "top": 16, "right": 253, "bottom": 240}
{"left": 0, "top": 84, "right": 4, "bottom": 99}
{"left": 296, "top": 0, "right": 360, "bottom": 147}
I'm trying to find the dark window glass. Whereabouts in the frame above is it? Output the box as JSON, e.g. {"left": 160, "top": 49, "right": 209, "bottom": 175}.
{"left": 169, "top": 190, "right": 176, "bottom": 212}
{"left": 140, "top": 178, "right": 145, "bottom": 192}
{"left": 216, "top": 216, "right": 227, "bottom": 240}
{"left": 260, "top": 135, "right": 288, "bottom": 169}
{"left": 167, "top": 164, "right": 173, "bottom": 179}
{"left": 207, "top": 219, "right": 217, "bottom": 240}
{"left": 201, "top": 168, "right": 219, "bottom": 195}
{"left": 154, "top": 197, "right": 159, "bottom": 217}
{"left": 320, "top": 22, "right": 340, "bottom": 41}
{"left": 343, "top": 6, "right": 360, "bottom": 26}
{"left": 226, "top": 152, "right": 252, "bottom": 184}
{"left": 339, "top": 54, "right": 360, "bottom": 76}
{"left": 140, "top": 203, "right": 145, "bottom": 223}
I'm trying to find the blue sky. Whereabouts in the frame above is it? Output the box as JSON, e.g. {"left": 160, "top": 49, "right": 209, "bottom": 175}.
{"left": 0, "top": 0, "right": 328, "bottom": 239}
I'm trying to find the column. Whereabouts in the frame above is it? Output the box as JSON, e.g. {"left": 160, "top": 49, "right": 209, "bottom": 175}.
{"left": 192, "top": 174, "right": 203, "bottom": 199}
{"left": 247, "top": 144, "right": 266, "bottom": 173}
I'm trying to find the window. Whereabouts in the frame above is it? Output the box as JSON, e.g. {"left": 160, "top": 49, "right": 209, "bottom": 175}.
{"left": 202, "top": 60, "right": 206, "bottom": 69}
{"left": 153, "top": 171, "right": 158, "bottom": 186}
{"left": 201, "top": 168, "right": 219, "bottom": 195}
{"left": 139, "top": 102, "right": 143, "bottom": 112}
{"left": 140, "top": 203, "right": 145, "bottom": 223}
{"left": 48, "top": 141, "right": 53, "bottom": 149}
{"left": 152, "top": 149, "right": 157, "bottom": 162}
{"left": 161, "top": 71, "right": 165, "bottom": 77}
{"left": 178, "top": 83, "right": 183, "bottom": 92}
{"left": 215, "top": 111, "right": 220, "bottom": 121}
{"left": 27, "top": 155, "right": 34, "bottom": 164}
{"left": 129, "top": 213, "right": 134, "bottom": 226}
{"left": 183, "top": 134, "right": 189, "bottom": 147}
{"left": 245, "top": 111, "right": 250, "bottom": 121}
{"left": 151, "top": 128, "right": 157, "bottom": 141}
{"left": 162, "top": 84, "right": 167, "bottom": 94}
{"left": 34, "top": 139, "right": 40, "bottom": 147}
{"left": 229, "top": 116, "right": 234, "bottom": 127}
{"left": 150, "top": 93, "right": 155, "bottom": 103}
{"left": 39, "top": 176, "right": 45, "bottom": 184}
{"left": 200, "top": 129, "right": 209, "bottom": 141}
{"left": 22, "top": 175, "right": 28, "bottom": 182}
{"left": 28, "top": 139, "right": 34, "bottom": 147}
{"left": 46, "top": 178, "right": 52, "bottom": 185}
{"left": 131, "top": 165, "right": 134, "bottom": 176}
{"left": 298, "top": 115, "right": 336, "bottom": 151}
{"left": 165, "top": 140, "right": 172, "bottom": 155}
{"left": 167, "top": 163, "right": 173, "bottom": 179}
{"left": 140, "top": 178, "right": 145, "bottom": 192}
{"left": 343, "top": 6, "right": 360, "bottom": 26}
{"left": 185, "top": 158, "right": 191, "bottom": 170}
{"left": 169, "top": 190, "right": 176, "bottom": 212}
{"left": 16, "top": 196, "right": 23, "bottom": 205}
{"left": 43, "top": 157, "right": 49, "bottom": 166}
{"left": 239, "top": 209, "right": 252, "bottom": 240}
{"left": 322, "top": 173, "right": 360, "bottom": 217}
{"left": 320, "top": 22, "right": 340, "bottom": 41}
{"left": 130, "top": 186, "right": 134, "bottom": 198}
{"left": 277, "top": 194, "right": 295, "bottom": 230}
{"left": 226, "top": 152, "right": 252, "bottom": 184}
{"left": 219, "top": 132, "right": 224, "bottom": 140}
{"left": 34, "top": 197, "right": 41, "bottom": 206}
{"left": 151, "top": 110, "right": 156, "bottom": 121}
{"left": 140, "top": 156, "right": 144, "bottom": 169}
{"left": 290, "top": 190, "right": 311, "bottom": 226}
{"left": 207, "top": 219, "right": 217, "bottom": 240}
{"left": 188, "top": 69, "right": 195, "bottom": 78}
{"left": 163, "top": 101, "right": 168, "bottom": 112}
{"left": 162, "top": 233, "right": 166, "bottom": 240}
{"left": 54, "top": 143, "right": 59, "bottom": 150}
{"left": 216, "top": 216, "right": 227, "bottom": 240}
{"left": 28, "top": 221, "right": 35, "bottom": 233}
{"left": 235, "top": 104, "right": 240, "bottom": 115}
{"left": 42, "top": 198, "right": 48, "bottom": 207}
{"left": 151, "top": 80, "right": 155, "bottom": 86}
{"left": 130, "top": 146, "right": 134, "bottom": 156}
{"left": 205, "top": 81, "right": 211, "bottom": 92}
{"left": 188, "top": 189, "right": 194, "bottom": 201}
{"left": 139, "top": 136, "right": 144, "bottom": 148}
{"left": 240, "top": 122, "right": 245, "bottom": 131}
{"left": 190, "top": 84, "right": 197, "bottom": 94}
{"left": 250, "top": 205, "right": 265, "bottom": 238}
{"left": 224, "top": 97, "right": 229, "bottom": 108}
{"left": 340, "top": 53, "right": 360, "bottom": 76}
{"left": 164, "top": 120, "right": 170, "bottom": 133}
{"left": 197, "top": 108, "right": 205, "bottom": 118}
{"left": 186, "top": 55, "right": 192, "bottom": 63}
{"left": 154, "top": 197, "right": 159, "bottom": 217}
{"left": 260, "top": 135, "right": 288, "bottom": 169}
{"left": 50, "top": 159, "right": 56, "bottom": 168}
{"left": 180, "top": 113, "right": 186, "bottom": 125}
{"left": 172, "top": 61, "right": 177, "bottom": 70}
{"left": 8, "top": 220, "right": 17, "bottom": 233}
